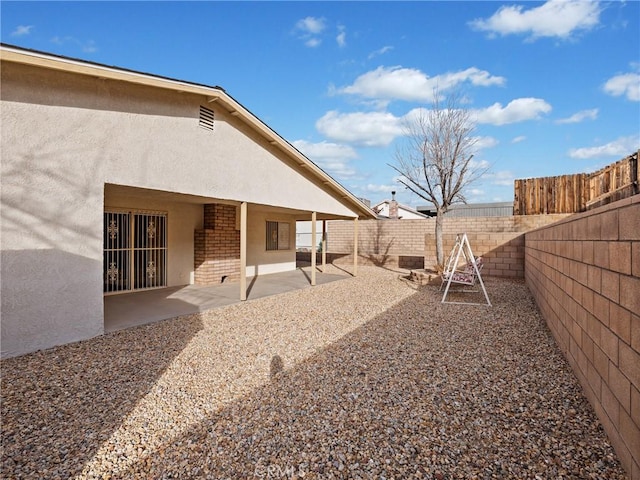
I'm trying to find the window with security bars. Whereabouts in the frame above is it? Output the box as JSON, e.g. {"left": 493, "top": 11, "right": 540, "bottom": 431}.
{"left": 266, "top": 221, "right": 290, "bottom": 251}
{"left": 104, "top": 211, "right": 167, "bottom": 293}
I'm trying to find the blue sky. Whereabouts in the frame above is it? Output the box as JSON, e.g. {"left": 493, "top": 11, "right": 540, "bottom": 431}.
{"left": 2, "top": 1, "right": 639, "bottom": 208}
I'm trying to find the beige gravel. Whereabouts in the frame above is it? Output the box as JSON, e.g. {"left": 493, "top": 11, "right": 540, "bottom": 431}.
{"left": 1, "top": 265, "right": 627, "bottom": 479}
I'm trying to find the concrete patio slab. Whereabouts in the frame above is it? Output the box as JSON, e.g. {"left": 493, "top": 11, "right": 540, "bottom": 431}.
{"left": 104, "top": 267, "right": 349, "bottom": 333}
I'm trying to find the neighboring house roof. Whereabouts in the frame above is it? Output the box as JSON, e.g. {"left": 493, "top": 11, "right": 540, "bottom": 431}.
{"left": 417, "top": 202, "right": 513, "bottom": 218}
{"left": 0, "top": 43, "right": 375, "bottom": 220}
{"left": 372, "top": 200, "right": 430, "bottom": 219}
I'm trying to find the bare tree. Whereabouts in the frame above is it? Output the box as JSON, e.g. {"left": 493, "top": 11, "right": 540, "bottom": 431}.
{"left": 389, "top": 89, "right": 488, "bottom": 269}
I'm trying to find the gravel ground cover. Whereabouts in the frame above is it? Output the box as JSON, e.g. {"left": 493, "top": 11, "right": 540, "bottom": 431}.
{"left": 1, "top": 266, "right": 627, "bottom": 479}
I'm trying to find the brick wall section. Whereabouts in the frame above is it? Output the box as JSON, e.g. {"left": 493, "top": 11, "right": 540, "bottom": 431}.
{"left": 194, "top": 204, "right": 240, "bottom": 284}
{"left": 524, "top": 195, "right": 640, "bottom": 479}
{"left": 326, "top": 215, "right": 566, "bottom": 275}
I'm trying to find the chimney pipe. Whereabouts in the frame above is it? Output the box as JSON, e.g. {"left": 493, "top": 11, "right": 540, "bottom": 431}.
{"left": 389, "top": 191, "right": 398, "bottom": 219}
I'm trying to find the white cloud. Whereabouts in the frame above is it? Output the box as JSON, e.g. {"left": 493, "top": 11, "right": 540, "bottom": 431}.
{"left": 473, "top": 98, "right": 552, "bottom": 125}
{"left": 336, "top": 25, "right": 346, "bottom": 48}
{"left": 337, "top": 66, "right": 505, "bottom": 103}
{"left": 603, "top": 72, "right": 640, "bottom": 101}
{"left": 368, "top": 46, "right": 394, "bottom": 59}
{"left": 339, "top": 66, "right": 431, "bottom": 102}
{"left": 362, "top": 184, "right": 396, "bottom": 194}
{"left": 442, "top": 68, "right": 506, "bottom": 87}
{"left": 469, "top": 158, "right": 491, "bottom": 170}
{"left": 11, "top": 25, "right": 34, "bottom": 36}
{"left": 292, "top": 140, "right": 359, "bottom": 179}
{"left": 568, "top": 135, "right": 640, "bottom": 159}
{"left": 468, "top": 188, "right": 485, "bottom": 197}
{"left": 82, "top": 40, "right": 97, "bottom": 53}
{"left": 294, "top": 16, "right": 326, "bottom": 47}
{"left": 305, "top": 38, "right": 321, "bottom": 48}
{"left": 489, "top": 170, "right": 515, "bottom": 186}
{"left": 401, "top": 107, "right": 438, "bottom": 127}
{"left": 317, "top": 98, "right": 548, "bottom": 151}
{"left": 295, "top": 16, "right": 326, "bottom": 35}
{"left": 473, "top": 136, "right": 499, "bottom": 150}
{"left": 316, "top": 110, "right": 403, "bottom": 147}
{"left": 50, "top": 36, "right": 97, "bottom": 53}
{"left": 469, "top": 0, "right": 601, "bottom": 40}
{"left": 556, "top": 108, "right": 598, "bottom": 124}
{"left": 293, "top": 139, "right": 358, "bottom": 161}
{"left": 511, "top": 135, "right": 527, "bottom": 143}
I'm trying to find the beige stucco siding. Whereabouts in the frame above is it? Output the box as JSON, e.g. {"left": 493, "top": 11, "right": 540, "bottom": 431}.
{"left": 1, "top": 60, "right": 363, "bottom": 358}
{"left": 0, "top": 174, "right": 104, "bottom": 359}
{"left": 246, "top": 207, "right": 297, "bottom": 276}
{"left": 2, "top": 62, "right": 358, "bottom": 216}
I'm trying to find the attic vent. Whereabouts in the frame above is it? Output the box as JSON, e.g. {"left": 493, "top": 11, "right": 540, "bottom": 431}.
{"left": 199, "top": 106, "right": 215, "bottom": 131}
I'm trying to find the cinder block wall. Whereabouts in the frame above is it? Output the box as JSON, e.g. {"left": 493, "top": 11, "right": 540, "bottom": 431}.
{"left": 194, "top": 204, "right": 240, "bottom": 284}
{"left": 524, "top": 195, "right": 640, "bottom": 479}
{"left": 326, "top": 215, "right": 566, "bottom": 275}
{"left": 327, "top": 219, "right": 431, "bottom": 256}
{"left": 424, "top": 216, "right": 569, "bottom": 275}
{"left": 325, "top": 218, "right": 430, "bottom": 269}
{"left": 426, "top": 232, "right": 525, "bottom": 276}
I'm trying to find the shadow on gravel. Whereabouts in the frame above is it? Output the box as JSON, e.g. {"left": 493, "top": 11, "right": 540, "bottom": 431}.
{"left": 116, "top": 279, "right": 625, "bottom": 479}
{"left": 0, "top": 314, "right": 203, "bottom": 478}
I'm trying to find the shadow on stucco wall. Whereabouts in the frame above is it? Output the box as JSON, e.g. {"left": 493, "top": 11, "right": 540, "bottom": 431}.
{"left": 0, "top": 249, "right": 105, "bottom": 359}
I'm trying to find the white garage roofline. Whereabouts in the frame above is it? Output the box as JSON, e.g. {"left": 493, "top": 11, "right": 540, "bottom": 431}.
{"left": 0, "top": 43, "right": 375, "bottom": 220}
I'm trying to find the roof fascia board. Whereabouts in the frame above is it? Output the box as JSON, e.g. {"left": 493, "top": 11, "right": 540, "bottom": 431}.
{"left": 1, "top": 46, "right": 225, "bottom": 100}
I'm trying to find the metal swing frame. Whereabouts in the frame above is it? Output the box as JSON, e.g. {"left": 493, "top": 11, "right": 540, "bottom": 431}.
{"left": 440, "top": 233, "right": 491, "bottom": 306}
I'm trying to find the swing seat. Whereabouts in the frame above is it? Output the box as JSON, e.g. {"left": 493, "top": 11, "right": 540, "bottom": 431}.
{"left": 441, "top": 257, "right": 484, "bottom": 288}
{"left": 440, "top": 233, "right": 491, "bottom": 306}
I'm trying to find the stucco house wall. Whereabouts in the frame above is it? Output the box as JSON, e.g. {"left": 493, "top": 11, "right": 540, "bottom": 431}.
{"left": 246, "top": 207, "right": 298, "bottom": 277}
{"left": 3, "top": 61, "right": 358, "bottom": 216}
{"left": 1, "top": 47, "right": 372, "bottom": 358}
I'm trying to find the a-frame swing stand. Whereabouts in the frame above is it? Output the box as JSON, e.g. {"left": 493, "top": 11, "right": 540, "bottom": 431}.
{"left": 440, "top": 233, "right": 491, "bottom": 306}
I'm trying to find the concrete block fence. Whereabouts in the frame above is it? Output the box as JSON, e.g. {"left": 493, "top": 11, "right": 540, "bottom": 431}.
{"left": 524, "top": 195, "right": 640, "bottom": 479}
{"left": 326, "top": 215, "right": 566, "bottom": 276}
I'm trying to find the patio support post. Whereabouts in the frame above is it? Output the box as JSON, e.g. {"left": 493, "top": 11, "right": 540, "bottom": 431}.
{"left": 240, "top": 201, "right": 247, "bottom": 301}
{"left": 321, "top": 220, "right": 327, "bottom": 272}
{"left": 353, "top": 217, "right": 358, "bottom": 276}
{"left": 311, "top": 211, "right": 317, "bottom": 286}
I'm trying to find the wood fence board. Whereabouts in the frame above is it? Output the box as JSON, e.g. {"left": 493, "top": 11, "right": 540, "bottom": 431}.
{"left": 514, "top": 151, "right": 638, "bottom": 215}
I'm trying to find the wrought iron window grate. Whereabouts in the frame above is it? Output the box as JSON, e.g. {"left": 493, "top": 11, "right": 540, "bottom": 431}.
{"left": 104, "top": 210, "right": 167, "bottom": 293}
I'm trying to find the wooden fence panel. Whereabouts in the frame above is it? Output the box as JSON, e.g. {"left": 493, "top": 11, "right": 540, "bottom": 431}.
{"left": 587, "top": 152, "right": 639, "bottom": 209}
{"left": 514, "top": 174, "right": 586, "bottom": 215}
{"left": 514, "top": 151, "right": 639, "bottom": 215}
